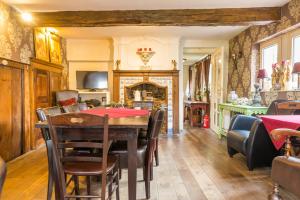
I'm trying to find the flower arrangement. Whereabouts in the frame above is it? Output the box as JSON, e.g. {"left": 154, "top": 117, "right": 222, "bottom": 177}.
{"left": 271, "top": 60, "right": 290, "bottom": 90}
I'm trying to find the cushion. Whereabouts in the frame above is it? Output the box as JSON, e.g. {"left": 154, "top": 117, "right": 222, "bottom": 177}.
{"left": 58, "top": 97, "right": 76, "bottom": 106}
{"left": 227, "top": 130, "right": 250, "bottom": 155}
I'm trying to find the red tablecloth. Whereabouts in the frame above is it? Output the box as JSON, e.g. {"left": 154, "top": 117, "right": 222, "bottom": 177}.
{"left": 260, "top": 115, "right": 300, "bottom": 150}
{"left": 81, "top": 107, "right": 149, "bottom": 118}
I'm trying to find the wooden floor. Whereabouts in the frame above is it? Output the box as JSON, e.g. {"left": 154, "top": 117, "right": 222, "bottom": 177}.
{"left": 2, "top": 126, "right": 298, "bottom": 200}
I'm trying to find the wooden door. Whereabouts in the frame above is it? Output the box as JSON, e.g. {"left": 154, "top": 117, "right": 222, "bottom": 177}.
{"left": 210, "top": 49, "right": 224, "bottom": 133}
{"left": 0, "top": 66, "right": 23, "bottom": 161}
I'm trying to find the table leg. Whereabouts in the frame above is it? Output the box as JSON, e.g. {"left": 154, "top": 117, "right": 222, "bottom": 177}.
{"left": 127, "top": 129, "right": 138, "bottom": 200}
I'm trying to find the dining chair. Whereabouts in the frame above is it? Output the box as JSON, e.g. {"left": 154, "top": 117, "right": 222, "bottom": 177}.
{"left": 111, "top": 109, "right": 164, "bottom": 199}
{"left": 139, "top": 110, "right": 160, "bottom": 166}
{"left": 269, "top": 128, "right": 300, "bottom": 199}
{"left": 47, "top": 113, "right": 119, "bottom": 200}
{"left": 36, "top": 106, "right": 62, "bottom": 200}
{"left": 62, "top": 102, "right": 89, "bottom": 113}
{"left": 0, "top": 156, "right": 6, "bottom": 197}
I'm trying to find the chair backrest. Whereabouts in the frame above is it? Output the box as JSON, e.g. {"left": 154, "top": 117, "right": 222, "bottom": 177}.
{"left": 62, "top": 103, "right": 88, "bottom": 113}
{"left": 148, "top": 109, "right": 165, "bottom": 140}
{"left": 275, "top": 101, "right": 300, "bottom": 115}
{"left": 266, "top": 99, "right": 288, "bottom": 115}
{"left": 56, "top": 90, "right": 79, "bottom": 105}
{"left": 47, "top": 113, "right": 110, "bottom": 199}
{"left": 0, "top": 156, "right": 6, "bottom": 197}
{"left": 36, "top": 106, "right": 62, "bottom": 122}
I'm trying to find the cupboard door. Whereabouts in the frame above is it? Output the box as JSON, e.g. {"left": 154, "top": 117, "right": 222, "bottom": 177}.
{"left": 0, "top": 66, "right": 22, "bottom": 161}
{"left": 50, "top": 72, "right": 62, "bottom": 106}
{"left": 34, "top": 69, "right": 50, "bottom": 145}
{"left": 35, "top": 69, "right": 50, "bottom": 108}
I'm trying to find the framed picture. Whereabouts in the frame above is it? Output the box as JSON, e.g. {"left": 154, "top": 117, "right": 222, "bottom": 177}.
{"left": 49, "top": 33, "right": 62, "bottom": 65}
{"left": 34, "top": 28, "right": 49, "bottom": 62}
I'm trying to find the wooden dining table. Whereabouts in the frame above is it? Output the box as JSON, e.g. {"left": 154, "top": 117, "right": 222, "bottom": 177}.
{"left": 36, "top": 108, "right": 149, "bottom": 200}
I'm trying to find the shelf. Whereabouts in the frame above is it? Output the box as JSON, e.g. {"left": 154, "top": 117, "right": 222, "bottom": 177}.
{"left": 78, "top": 91, "right": 109, "bottom": 94}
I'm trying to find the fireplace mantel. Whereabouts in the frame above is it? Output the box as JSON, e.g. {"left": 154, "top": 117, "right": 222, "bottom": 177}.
{"left": 113, "top": 69, "right": 179, "bottom": 134}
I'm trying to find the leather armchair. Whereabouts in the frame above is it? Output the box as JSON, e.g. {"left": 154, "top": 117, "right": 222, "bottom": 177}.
{"left": 56, "top": 90, "right": 79, "bottom": 105}
{"left": 227, "top": 115, "right": 279, "bottom": 170}
{"left": 0, "top": 156, "right": 6, "bottom": 196}
{"left": 269, "top": 128, "right": 300, "bottom": 199}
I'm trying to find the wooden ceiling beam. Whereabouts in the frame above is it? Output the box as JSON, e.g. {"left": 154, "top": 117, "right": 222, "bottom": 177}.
{"left": 32, "top": 7, "right": 281, "bottom": 27}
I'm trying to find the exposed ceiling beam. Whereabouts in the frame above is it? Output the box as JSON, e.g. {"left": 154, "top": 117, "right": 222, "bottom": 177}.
{"left": 31, "top": 7, "right": 281, "bottom": 27}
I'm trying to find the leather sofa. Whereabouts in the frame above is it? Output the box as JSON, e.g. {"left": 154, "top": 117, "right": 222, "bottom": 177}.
{"left": 227, "top": 115, "right": 279, "bottom": 170}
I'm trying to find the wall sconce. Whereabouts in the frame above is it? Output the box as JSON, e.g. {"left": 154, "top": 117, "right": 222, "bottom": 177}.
{"left": 232, "top": 52, "right": 242, "bottom": 69}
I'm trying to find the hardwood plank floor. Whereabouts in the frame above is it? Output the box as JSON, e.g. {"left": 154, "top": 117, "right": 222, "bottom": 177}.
{"left": 1, "top": 126, "right": 298, "bottom": 200}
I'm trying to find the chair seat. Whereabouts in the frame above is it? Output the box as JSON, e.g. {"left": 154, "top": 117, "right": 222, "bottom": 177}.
{"left": 64, "top": 155, "right": 117, "bottom": 176}
{"left": 271, "top": 156, "right": 300, "bottom": 198}
{"left": 110, "top": 141, "right": 147, "bottom": 168}
{"left": 227, "top": 130, "right": 250, "bottom": 155}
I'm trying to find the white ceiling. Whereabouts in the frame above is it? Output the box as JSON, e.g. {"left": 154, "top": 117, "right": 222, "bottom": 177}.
{"left": 4, "top": 0, "right": 290, "bottom": 11}
{"left": 55, "top": 26, "right": 248, "bottom": 40}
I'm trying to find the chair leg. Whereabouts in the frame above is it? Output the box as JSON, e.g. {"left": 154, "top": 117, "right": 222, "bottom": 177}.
{"left": 227, "top": 147, "right": 237, "bottom": 158}
{"left": 115, "top": 169, "right": 120, "bottom": 200}
{"left": 108, "top": 179, "right": 112, "bottom": 200}
{"left": 154, "top": 139, "right": 159, "bottom": 166}
{"left": 87, "top": 176, "right": 92, "bottom": 199}
{"left": 145, "top": 161, "right": 151, "bottom": 199}
{"left": 268, "top": 183, "right": 282, "bottom": 200}
{"left": 47, "top": 171, "right": 53, "bottom": 200}
{"left": 150, "top": 161, "right": 153, "bottom": 181}
{"left": 73, "top": 176, "right": 80, "bottom": 200}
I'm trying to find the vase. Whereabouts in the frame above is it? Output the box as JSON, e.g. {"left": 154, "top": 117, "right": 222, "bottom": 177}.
{"left": 228, "top": 91, "right": 238, "bottom": 103}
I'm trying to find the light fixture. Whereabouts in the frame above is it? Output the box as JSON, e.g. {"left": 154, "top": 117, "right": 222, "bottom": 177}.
{"left": 21, "top": 12, "right": 33, "bottom": 22}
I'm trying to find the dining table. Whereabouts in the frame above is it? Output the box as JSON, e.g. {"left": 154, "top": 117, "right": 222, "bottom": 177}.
{"left": 260, "top": 115, "right": 300, "bottom": 150}
{"left": 36, "top": 107, "right": 149, "bottom": 200}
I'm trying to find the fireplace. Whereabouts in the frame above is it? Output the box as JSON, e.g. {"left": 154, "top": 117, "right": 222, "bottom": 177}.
{"left": 125, "top": 81, "right": 168, "bottom": 133}
{"left": 113, "top": 70, "right": 179, "bottom": 134}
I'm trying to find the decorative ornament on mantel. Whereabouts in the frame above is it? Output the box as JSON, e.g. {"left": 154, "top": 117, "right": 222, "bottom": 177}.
{"left": 171, "top": 59, "right": 177, "bottom": 70}
{"left": 136, "top": 48, "right": 155, "bottom": 70}
{"left": 115, "top": 59, "right": 121, "bottom": 70}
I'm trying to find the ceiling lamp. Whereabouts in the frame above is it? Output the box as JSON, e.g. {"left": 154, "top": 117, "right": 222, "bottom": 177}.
{"left": 21, "top": 12, "right": 33, "bottom": 22}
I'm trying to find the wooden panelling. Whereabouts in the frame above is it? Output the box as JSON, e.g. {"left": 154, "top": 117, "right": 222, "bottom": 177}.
{"left": 32, "top": 7, "right": 281, "bottom": 27}
{"left": 0, "top": 66, "right": 22, "bottom": 161}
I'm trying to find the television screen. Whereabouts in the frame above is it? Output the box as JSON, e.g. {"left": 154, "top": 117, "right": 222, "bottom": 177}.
{"left": 76, "top": 71, "right": 108, "bottom": 90}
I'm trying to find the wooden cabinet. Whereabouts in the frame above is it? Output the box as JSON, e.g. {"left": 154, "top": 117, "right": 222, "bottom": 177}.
{"left": 30, "top": 59, "right": 64, "bottom": 148}
{"left": 0, "top": 64, "right": 23, "bottom": 161}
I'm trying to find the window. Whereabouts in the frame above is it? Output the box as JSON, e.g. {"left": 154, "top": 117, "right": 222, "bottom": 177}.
{"left": 261, "top": 43, "right": 279, "bottom": 90}
{"left": 293, "top": 35, "right": 300, "bottom": 63}
{"left": 262, "top": 44, "right": 278, "bottom": 77}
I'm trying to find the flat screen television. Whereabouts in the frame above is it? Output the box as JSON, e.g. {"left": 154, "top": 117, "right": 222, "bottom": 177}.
{"left": 76, "top": 71, "right": 108, "bottom": 90}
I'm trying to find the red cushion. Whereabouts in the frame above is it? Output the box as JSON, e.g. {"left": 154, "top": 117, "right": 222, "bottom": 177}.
{"left": 59, "top": 97, "right": 76, "bottom": 106}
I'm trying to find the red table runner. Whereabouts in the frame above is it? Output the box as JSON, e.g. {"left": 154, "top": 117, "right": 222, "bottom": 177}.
{"left": 81, "top": 107, "right": 149, "bottom": 118}
{"left": 260, "top": 115, "right": 300, "bottom": 150}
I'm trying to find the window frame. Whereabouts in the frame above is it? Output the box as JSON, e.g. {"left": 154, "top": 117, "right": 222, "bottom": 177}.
{"left": 260, "top": 37, "right": 282, "bottom": 91}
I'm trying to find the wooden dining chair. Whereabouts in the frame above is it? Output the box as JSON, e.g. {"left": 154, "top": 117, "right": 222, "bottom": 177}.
{"left": 0, "top": 156, "right": 6, "bottom": 197}
{"left": 111, "top": 109, "right": 164, "bottom": 199}
{"left": 269, "top": 128, "right": 300, "bottom": 199}
{"left": 36, "top": 106, "right": 62, "bottom": 200}
{"left": 274, "top": 101, "right": 300, "bottom": 115}
{"left": 47, "top": 113, "right": 119, "bottom": 200}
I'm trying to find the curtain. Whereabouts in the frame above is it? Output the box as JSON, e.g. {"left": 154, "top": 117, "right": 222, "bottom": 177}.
{"left": 188, "top": 55, "right": 211, "bottom": 102}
